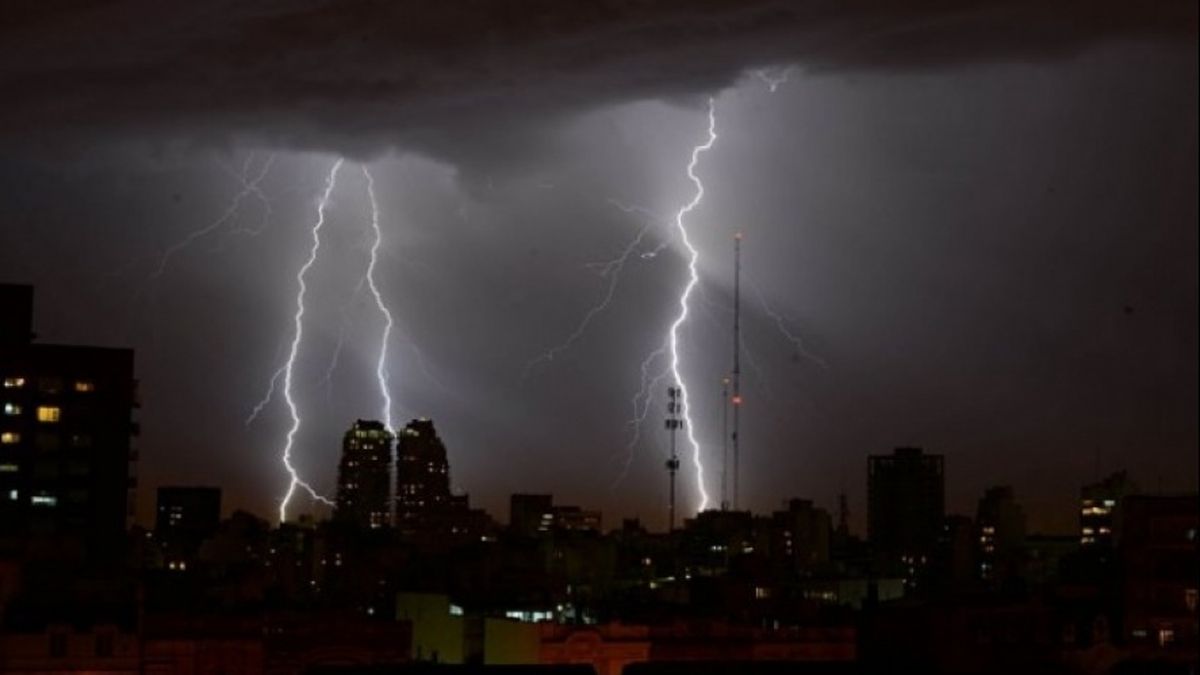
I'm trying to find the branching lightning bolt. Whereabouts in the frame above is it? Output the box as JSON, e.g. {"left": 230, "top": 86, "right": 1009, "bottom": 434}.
{"left": 317, "top": 280, "right": 366, "bottom": 403}
{"left": 746, "top": 275, "right": 829, "bottom": 370}
{"left": 361, "top": 166, "right": 396, "bottom": 433}
{"left": 522, "top": 199, "right": 668, "bottom": 379}
{"left": 246, "top": 364, "right": 286, "bottom": 426}
{"left": 753, "top": 66, "right": 793, "bottom": 93}
{"left": 601, "top": 198, "right": 672, "bottom": 261}
{"left": 277, "top": 158, "right": 343, "bottom": 523}
{"left": 153, "top": 153, "right": 276, "bottom": 277}
{"left": 612, "top": 342, "right": 669, "bottom": 488}
{"left": 225, "top": 153, "right": 276, "bottom": 237}
{"left": 666, "top": 98, "right": 718, "bottom": 513}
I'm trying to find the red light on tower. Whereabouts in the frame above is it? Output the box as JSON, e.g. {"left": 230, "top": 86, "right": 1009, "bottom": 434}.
{"left": 732, "top": 395, "right": 742, "bottom": 406}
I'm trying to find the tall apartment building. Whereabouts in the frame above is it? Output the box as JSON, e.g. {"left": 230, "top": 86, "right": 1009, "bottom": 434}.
{"left": 334, "top": 420, "right": 393, "bottom": 530}
{"left": 0, "top": 284, "right": 138, "bottom": 560}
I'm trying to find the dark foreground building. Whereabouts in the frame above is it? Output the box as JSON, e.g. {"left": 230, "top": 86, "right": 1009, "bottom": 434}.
{"left": 0, "top": 283, "right": 138, "bottom": 561}
{"left": 867, "top": 447, "right": 944, "bottom": 582}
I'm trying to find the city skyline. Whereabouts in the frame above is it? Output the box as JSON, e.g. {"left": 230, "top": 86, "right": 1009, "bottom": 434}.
{"left": 1, "top": 2, "right": 1195, "bottom": 538}
{"left": 0, "top": 3, "right": 1195, "bottom": 670}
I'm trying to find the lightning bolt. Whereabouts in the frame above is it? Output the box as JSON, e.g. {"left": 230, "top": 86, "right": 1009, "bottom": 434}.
{"left": 666, "top": 98, "right": 718, "bottom": 513}
{"left": 225, "top": 153, "right": 276, "bottom": 237}
{"left": 602, "top": 198, "right": 672, "bottom": 261}
{"left": 753, "top": 66, "right": 793, "bottom": 93}
{"left": 746, "top": 275, "right": 829, "bottom": 370}
{"left": 152, "top": 152, "right": 276, "bottom": 277}
{"left": 612, "top": 342, "right": 669, "bottom": 488}
{"left": 361, "top": 166, "right": 396, "bottom": 432}
{"left": 277, "top": 158, "right": 343, "bottom": 523}
{"left": 246, "top": 364, "right": 286, "bottom": 426}
{"left": 522, "top": 198, "right": 669, "bottom": 379}
{"left": 316, "top": 279, "right": 365, "bottom": 403}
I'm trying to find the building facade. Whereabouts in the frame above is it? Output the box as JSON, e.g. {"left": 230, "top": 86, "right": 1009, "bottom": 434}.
{"left": 0, "top": 284, "right": 138, "bottom": 561}
{"left": 867, "top": 447, "right": 945, "bottom": 582}
{"left": 394, "top": 418, "right": 451, "bottom": 534}
{"left": 975, "top": 485, "right": 1026, "bottom": 585}
{"left": 1080, "top": 470, "right": 1136, "bottom": 547}
{"left": 334, "top": 420, "right": 393, "bottom": 530}
{"left": 155, "top": 486, "right": 221, "bottom": 569}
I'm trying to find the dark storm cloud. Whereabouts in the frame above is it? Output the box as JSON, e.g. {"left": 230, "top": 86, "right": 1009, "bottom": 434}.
{"left": 1, "top": 0, "right": 1194, "bottom": 160}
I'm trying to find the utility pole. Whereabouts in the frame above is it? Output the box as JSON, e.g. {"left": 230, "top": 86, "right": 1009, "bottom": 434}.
{"left": 665, "top": 386, "right": 683, "bottom": 532}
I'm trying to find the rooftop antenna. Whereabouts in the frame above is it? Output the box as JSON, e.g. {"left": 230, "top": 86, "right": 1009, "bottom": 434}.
{"left": 665, "top": 386, "right": 683, "bottom": 532}
{"left": 732, "top": 232, "right": 743, "bottom": 510}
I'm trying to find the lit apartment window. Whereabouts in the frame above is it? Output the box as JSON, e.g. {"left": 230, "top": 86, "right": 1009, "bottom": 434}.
{"left": 3, "top": 402, "right": 20, "bottom": 415}
{"left": 2, "top": 377, "right": 25, "bottom": 389}
{"left": 0, "top": 463, "right": 18, "bottom": 472}
{"left": 1, "top": 431, "right": 19, "bottom": 444}
{"left": 37, "top": 406, "right": 61, "bottom": 423}
{"left": 31, "top": 494, "right": 58, "bottom": 507}
{"left": 74, "top": 380, "right": 95, "bottom": 393}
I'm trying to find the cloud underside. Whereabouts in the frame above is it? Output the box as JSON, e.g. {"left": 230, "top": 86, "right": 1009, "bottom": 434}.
{"left": 1, "top": 0, "right": 1195, "bottom": 156}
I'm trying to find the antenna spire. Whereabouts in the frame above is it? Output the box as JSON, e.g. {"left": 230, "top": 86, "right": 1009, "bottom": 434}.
{"left": 732, "top": 233, "right": 742, "bottom": 510}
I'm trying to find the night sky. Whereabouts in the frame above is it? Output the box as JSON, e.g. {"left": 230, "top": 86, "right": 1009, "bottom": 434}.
{"left": 1, "top": 2, "right": 1196, "bottom": 534}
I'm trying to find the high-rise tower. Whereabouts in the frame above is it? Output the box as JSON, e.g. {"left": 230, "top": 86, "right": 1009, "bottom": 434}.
{"left": 335, "top": 419, "right": 393, "bottom": 529}
{"left": 394, "top": 418, "right": 452, "bottom": 534}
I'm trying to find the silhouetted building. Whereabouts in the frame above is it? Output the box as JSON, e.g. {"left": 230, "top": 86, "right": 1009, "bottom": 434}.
{"left": 975, "top": 485, "right": 1026, "bottom": 585}
{"left": 510, "top": 494, "right": 554, "bottom": 537}
{"left": 1080, "top": 470, "right": 1136, "bottom": 547}
{"left": 767, "top": 498, "right": 832, "bottom": 574}
{"left": 155, "top": 486, "right": 220, "bottom": 569}
{"left": 335, "top": 419, "right": 393, "bottom": 530}
{"left": 392, "top": 417, "right": 494, "bottom": 546}
{"left": 935, "top": 515, "right": 976, "bottom": 590}
{"left": 509, "top": 494, "right": 602, "bottom": 538}
{"left": 1118, "top": 494, "right": 1198, "bottom": 657}
{"left": 395, "top": 418, "right": 452, "bottom": 534}
{"left": 156, "top": 486, "right": 221, "bottom": 538}
{"left": 867, "top": 447, "right": 944, "bottom": 583}
{"left": 0, "top": 283, "right": 138, "bottom": 561}
{"left": 552, "top": 505, "right": 602, "bottom": 534}
{"left": 0, "top": 284, "right": 34, "bottom": 347}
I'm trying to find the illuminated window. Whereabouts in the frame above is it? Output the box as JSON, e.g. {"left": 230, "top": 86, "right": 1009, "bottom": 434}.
{"left": 0, "top": 463, "right": 18, "bottom": 472}
{"left": 74, "top": 380, "right": 95, "bottom": 393}
{"left": 37, "top": 406, "right": 61, "bottom": 423}
{"left": 3, "top": 402, "right": 21, "bottom": 415}
{"left": 1, "top": 431, "right": 19, "bottom": 444}
{"left": 2, "top": 377, "right": 25, "bottom": 389}
{"left": 7, "top": 489, "right": 17, "bottom": 501}
{"left": 31, "top": 494, "right": 57, "bottom": 507}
